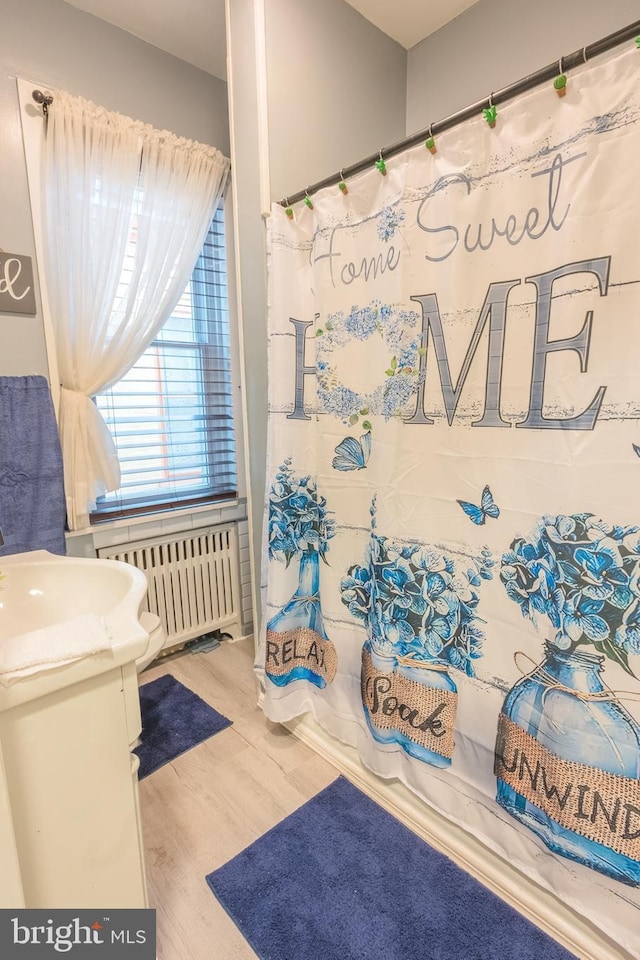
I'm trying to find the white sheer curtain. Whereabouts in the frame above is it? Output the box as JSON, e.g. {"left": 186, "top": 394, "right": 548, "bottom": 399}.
{"left": 41, "top": 88, "right": 230, "bottom": 529}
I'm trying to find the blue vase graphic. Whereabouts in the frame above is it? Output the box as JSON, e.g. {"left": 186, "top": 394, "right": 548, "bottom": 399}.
{"left": 361, "top": 642, "right": 458, "bottom": 768}
{"left": 495, "top": 644, "right": 640, "bottom": 885}
{"left": 265, "top": 549, "right": 337, "bottom": 689}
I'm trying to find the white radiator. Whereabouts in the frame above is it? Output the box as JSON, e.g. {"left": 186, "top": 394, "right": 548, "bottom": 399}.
{"left": 98, "top": 524, "right": 242, "bottom": 651}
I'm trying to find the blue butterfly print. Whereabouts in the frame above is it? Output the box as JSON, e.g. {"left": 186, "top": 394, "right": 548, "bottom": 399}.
{"left": 466, "top": 567, "right": 481, "bottom": 587}
{"left": 457, "top": 485, "right": 500, "bottom": 525}
{"left": 332, "top": 432, "right": 372, "bottom": 471}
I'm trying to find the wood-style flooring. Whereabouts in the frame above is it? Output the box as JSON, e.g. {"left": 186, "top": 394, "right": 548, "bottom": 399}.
{"left": 137, "top": 636, "right": 339, "bottom": 960}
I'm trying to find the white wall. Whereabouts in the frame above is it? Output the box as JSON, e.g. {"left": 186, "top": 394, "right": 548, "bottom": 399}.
{"left": 406, "top": 0, "right": 639, "bottom": 134}
{"left": 0, "top": 0, "right": 229, "bottom": 380}
{"left": 227, "top": 0, "right": 408, "bottom": 630}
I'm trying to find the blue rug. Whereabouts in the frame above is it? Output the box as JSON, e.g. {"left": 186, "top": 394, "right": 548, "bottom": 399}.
{"left": 206, "top": 776, "right": 575, "bottom": 960}
{"left": 135, "top": 674, "right": 232, "bottom": 779}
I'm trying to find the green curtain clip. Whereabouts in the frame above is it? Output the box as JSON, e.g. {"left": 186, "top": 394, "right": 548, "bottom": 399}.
{"left": 283, "top": 198, "right": 294, "bottom": 220}
{"left": 483, "top": 94, "right": 497, "bottom": 127}
{"left": 338, "top": 170, "right": 348, "bottom": 194}
{"left": 375, "top": 149, "right": 387, "bottom": 175}
{"left": 425, "top": 124, "right": 437, "bottom": 154}
{"left": 636, "top": 36, "right": 640, "bottom": 48}
{"left": 554, "top": 58, "right": 568, "bottom": 97}
{"left": 304, "top": 189, "right": 313, "bottom": 210}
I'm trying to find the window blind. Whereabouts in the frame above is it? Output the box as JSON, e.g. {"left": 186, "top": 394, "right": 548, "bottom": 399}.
{"left": 93, "top": 205, "right": 237, "bottom": 520}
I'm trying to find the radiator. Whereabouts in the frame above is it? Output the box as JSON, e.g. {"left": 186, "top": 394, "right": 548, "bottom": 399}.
{"left": 98, "top": 524, "right": 241, "bottom": 651}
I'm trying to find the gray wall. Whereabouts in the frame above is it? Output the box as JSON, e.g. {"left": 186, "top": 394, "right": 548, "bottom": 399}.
{"left": 266, "top": 0, "right": 407, "bottom": 201}
{"left": 407, "top": 0, "right": 639, "bottom": 134}
{"left": 228, "top": 0, "right": 407, "bottom": 627}
{"left": 0, "top": 0, "right": 229, "bottom": 379}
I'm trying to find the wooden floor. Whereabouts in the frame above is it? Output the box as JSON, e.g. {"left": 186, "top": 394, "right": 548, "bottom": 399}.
{"left": 137, "top": 636, "right": 339, "bottom": 960}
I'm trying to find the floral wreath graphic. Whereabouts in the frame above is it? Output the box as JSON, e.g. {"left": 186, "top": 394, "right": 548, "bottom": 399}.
{"left": 377, "top": 204, "right": 406, "bottom": 243}
{"left": 316, "top": 300, "right": 424, "bottom": 426}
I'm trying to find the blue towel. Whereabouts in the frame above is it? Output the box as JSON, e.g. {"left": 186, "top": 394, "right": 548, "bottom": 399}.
{"left": 0, "top": 376, "right": 66, "bottom": 556}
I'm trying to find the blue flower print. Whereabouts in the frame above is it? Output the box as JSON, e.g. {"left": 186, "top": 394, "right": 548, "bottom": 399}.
{"left": 343, "top": 305, "right": 379, "bottom": 340}
{"left": 557, "top": 595, "right": 609, "bottom": 648}
{"left": 268, "top": 459, "right": 335, "bottom": 566}
{"left": 341, "top": 526, "right": 490, "bottom": 676}
{"left": 380, "top": 373, "right": 419, "bottom": 420}
{"left": 317, "top": 385, "right": 362, "bottom": 419}
{"left": 615, "top": 599, "right": 640, "bottom": 655}
{"left": 340, "top": 565, "right": 371, "bottom": 621}
{"left": 445, "top": 624, "right": 484, "bottom": 674}
{"left": 419, "top": 617, "right": 452, "bottom": 658}
{"left": 377, "top": 205, "right": 406, "bottom": 242}
{"left": 372, "top": 601, "right": 415, "bottom": 648}
{"left": 573, "top": 544, "right": 631, "bottom": 607}
{"left": 501, "top": 512, "right": 640, "bottom": 676}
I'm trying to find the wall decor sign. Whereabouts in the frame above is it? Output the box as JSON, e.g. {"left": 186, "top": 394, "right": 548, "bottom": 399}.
{"left": 260, "top": 42, "right": 640, "bottom": 957}
{"left": 0, "top": 253, "right": 36, "bottom": 315}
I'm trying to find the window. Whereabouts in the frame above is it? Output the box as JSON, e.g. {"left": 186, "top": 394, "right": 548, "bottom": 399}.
{"left": 92, "top": 204, "right": 237, "bottom": 520}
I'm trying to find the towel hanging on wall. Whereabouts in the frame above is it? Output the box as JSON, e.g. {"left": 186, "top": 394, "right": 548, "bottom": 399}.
{"left": 0, "top": 375, "right": 66, "bottom": 556}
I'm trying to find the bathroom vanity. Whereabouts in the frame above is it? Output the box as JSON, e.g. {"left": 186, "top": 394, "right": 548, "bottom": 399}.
{"left": 0, "top": 551, "right": 150, "bottom": 908}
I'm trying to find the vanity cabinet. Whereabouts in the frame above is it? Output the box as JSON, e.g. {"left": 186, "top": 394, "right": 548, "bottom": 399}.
{"left": 0, "top": 660, "right": 148, "bottom": 908}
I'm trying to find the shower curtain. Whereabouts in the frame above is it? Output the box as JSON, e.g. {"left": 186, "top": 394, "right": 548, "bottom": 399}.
{"left": 259, "top": 42, "right": 640, "bottom": 955}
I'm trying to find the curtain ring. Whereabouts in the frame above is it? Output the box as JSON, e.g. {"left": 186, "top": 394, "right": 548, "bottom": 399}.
{"left": 425, "top": 123, "right": 437, "bottom": 153}
{"left": 555, "top": 56, "right": 568, "bottom": 96}
{"left": 484, "top": 93, "right": 497, "bottom": 126}
{"left": 582, "top": 45, "right": 588, "bottom": 64}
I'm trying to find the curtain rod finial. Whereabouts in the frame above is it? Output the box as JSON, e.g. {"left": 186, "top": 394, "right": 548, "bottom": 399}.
{"left": 32, "top": 90, "right": 53, "bottom": 116}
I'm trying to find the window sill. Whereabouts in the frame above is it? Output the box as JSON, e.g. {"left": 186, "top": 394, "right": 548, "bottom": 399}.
{"left": 65, "top": 496, "right": 248, "bottom": 551}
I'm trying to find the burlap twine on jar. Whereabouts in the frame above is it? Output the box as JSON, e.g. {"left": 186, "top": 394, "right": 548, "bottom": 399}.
{"left": 495, "top": 712, "right": 640, "bottom": 860}
{"left": 265, "top": 628, "right": 338, "bottom": 685}
{"left": 361, "top": 648, "right": 457, "bottom": 759}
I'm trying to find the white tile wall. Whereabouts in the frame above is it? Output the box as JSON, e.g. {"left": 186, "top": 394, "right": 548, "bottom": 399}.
{"left": 237, "top": 518, "right": 254, "bottom": 636}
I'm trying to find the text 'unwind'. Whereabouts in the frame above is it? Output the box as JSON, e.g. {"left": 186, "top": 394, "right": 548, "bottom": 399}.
{"left": 495, "top": 715, "right": 640, "bottom": 860}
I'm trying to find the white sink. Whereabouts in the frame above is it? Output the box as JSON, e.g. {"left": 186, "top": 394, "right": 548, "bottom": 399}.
{"left": 0, "top": 550, "right": 150, "bottom": 708}
{"left": 0, "top": 551, "right": 147, "bottom": 638}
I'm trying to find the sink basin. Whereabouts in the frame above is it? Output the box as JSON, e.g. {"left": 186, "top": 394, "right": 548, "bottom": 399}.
{"left": 0, "top": 552, "right": 147, "bottom": 641}
{"left": 0, "top": 550, "right": 150, "bottom": 706}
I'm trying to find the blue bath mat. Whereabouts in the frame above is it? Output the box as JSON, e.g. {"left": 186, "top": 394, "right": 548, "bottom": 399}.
{"left": 206, "top": 776, "right": 575, "bottom": 960}
{"left": 135, "top": 674, "right": 232, "bottom": 779}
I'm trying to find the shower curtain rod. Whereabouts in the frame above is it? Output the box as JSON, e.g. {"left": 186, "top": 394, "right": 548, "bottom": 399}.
{"left": 279, "top": 18, "right": 640, "bottom": 208}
